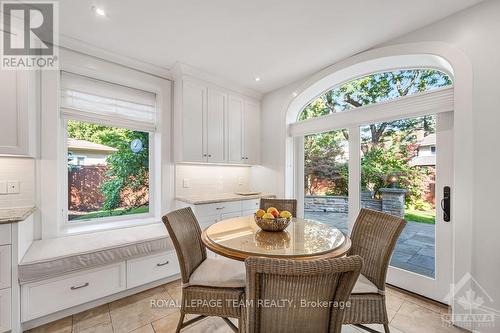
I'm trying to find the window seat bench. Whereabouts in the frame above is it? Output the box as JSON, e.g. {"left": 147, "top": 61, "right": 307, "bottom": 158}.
{"left": 19, "top": 223, "right": 175, "bottom": 284}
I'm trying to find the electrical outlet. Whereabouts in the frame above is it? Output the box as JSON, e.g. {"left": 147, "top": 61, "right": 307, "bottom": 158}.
{"left": 0, "top": 181, "right": 7, "bottom": 194}
{"left": 182, "top": 178, "right": 190, "bottom": 188}
{"left": 7, "top": 180, "right": 20, "bottom": 194}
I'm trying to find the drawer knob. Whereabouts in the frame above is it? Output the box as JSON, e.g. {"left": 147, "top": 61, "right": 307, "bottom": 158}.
{"left": 157, "top": 260, "right": 170, "bottom": 267}
{"left": 70, "top": 282, "right": 89, "bottom": 290}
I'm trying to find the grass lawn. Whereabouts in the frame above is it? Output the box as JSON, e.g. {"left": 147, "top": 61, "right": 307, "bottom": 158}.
{"left": 405, "top": 209, "right": 436, "bottom": 224}
{"left": 70, "top": 206, "right": 149, "bottom": 221}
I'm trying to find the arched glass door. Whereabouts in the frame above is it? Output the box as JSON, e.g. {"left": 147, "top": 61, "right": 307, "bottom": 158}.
{"left": 293, "top": 69, "right": 454, "bottom": 302}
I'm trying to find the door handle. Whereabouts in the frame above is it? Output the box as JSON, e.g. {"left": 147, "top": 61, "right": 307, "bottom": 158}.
{"left": 441, "top": 186, "right": 451, "bottom": 222}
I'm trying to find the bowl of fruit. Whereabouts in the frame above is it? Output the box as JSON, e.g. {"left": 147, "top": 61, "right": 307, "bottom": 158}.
{"left": 254, "top": 207, "right": 292, "bottom": 232}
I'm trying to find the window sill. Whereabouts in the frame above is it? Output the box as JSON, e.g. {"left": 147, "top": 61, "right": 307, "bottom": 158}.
{"left": 59, "top": 217, "right": 162, "bottom": 237}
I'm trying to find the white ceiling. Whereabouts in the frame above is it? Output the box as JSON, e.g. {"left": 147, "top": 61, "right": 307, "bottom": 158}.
{"left": 59, "top": 0, "right": 483, "bottom": 94}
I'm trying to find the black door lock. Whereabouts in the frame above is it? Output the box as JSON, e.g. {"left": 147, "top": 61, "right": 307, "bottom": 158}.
{"left": 441, "top": 186, "right": 451, "bottom": 222}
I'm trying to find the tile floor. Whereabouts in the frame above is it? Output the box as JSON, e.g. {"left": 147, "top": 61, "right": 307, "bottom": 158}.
{"left": 26, "top": 280, "right": 469, "bottom": 333}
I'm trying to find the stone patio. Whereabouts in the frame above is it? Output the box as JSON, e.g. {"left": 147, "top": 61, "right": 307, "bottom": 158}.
{"left": 304, "top": 211, "right": 436, "bottom": 278}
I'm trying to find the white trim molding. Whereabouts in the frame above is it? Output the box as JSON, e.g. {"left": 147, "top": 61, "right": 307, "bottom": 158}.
{"left": 289, "top": 86, "right": 453, "bottom": 137}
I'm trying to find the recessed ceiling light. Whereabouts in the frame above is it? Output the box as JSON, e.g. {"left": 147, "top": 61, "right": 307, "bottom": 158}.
{"left": 254, "top": 77, "right": 261, "bottom": 82}
{"left": 92, "top": 6, "right": 106, "bottom": 17}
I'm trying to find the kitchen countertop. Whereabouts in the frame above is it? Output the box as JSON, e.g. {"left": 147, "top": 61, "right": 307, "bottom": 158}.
{"left": 175, "top": 192, "right": 275, "bottom": 205}
{"left": 0, "top": 207, "right": 36, "bottom": 224}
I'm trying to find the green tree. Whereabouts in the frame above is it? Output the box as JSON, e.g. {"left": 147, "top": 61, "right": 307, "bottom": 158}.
{"left": 67, "top": 121, "right": 149, "bottom": 212}
{"left": 304, "top": 130, "right": 348, "bottom": 195}
{"left": 301, "top": 69, "right": 451, "bottom": 205}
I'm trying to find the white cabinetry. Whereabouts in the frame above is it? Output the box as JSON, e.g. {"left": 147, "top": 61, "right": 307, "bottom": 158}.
{"left": 227, "top": 96, "right": 244, "bottom": 163}
{"left": 126, "top": 251, "right": 179, "bottom": 289}
{"left": 176, "top": 77, "right": 260, "bottom": 165}
{"left": 175, "top": 199, "right": 260, "bottom": 230}
{"left": 206, "top": 88, "right": 226, "bottom": 163}
{"left": 0, "top": 63, "right": 38, "bottom": 157}
{"left": 242, "top": 101, "right": 260, "bottom": 164}
{"left": 0, "top": 246, "right": 11, "bottom": 290}
{"left": 21, "top": 263, "right": 126, "bottom": 321}
{"left": 0, "top": 289, "right": 11, "bottom": 333}
{"left": 181, "top": 81, "right": 206, "bottom": 163}
{"left": 181, "top": 80, "right": 227, "bottom": 163}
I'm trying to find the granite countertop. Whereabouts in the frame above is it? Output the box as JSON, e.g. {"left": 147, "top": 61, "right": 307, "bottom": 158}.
{"left": 176, "top": 192, "right": 275, "bottom": 205}
{"left": 0, "top": 207, "right": 36, "bottom": 224}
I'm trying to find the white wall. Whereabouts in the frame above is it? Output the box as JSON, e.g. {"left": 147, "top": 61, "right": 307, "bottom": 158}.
{"left": 256, "top": 0, "right": 500, "bottom": 330}
{"left": 175, "top": 164, "right": 251, "bottom": 197}
{"left": 0, "top": 158, "right": 35, "bottom": 208}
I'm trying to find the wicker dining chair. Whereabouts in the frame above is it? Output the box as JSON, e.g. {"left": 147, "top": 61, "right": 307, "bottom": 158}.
{"left": 259, "top": 198, "right": 297, "bottom": 217}
{"left": 343, "top": 209, "right": 406, "bottom": 333}
{"left": 162, "top": 207, "right": 245, "bottom": 332}
{"left": 244, "top": 255, "right": 363, "bottom": 333}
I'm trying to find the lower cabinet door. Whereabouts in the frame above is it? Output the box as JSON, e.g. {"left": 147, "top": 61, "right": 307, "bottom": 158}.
{"left": 21, "top": 262, "right": 126, "bottom": 321}
{"left": 0, "top": 288, "right": 11, "bottom": 333}
{"left": 0, "top": 246, "right": 11, "bottom": 290}
{"left": 126, "top": 252, "right": 180, "bottom": 289}
{"left": 241, "top": 209, "right": 256, "bottom": 216}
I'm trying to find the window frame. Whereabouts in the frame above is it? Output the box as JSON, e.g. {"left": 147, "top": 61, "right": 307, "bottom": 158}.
{"left": 61, "top": 116, "right": 157, "bottom": 229}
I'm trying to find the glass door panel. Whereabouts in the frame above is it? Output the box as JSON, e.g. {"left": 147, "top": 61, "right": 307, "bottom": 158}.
{"left": 303, "top": 129, "right": 349, "bottom": 234}
{"left": 360, "top": 115, "right": 437, "bottom": 278}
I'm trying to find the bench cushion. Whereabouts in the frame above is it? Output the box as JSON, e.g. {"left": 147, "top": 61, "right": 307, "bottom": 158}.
{"left": 19, "top": 223, "right": 174, "bottom": 284}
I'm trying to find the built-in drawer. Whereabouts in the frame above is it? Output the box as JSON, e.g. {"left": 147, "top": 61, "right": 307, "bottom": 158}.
{"left": 0, "top": 246, "right": 11, "bottom": 289}
{"left": 241, "top": 199, "right": 260, "bottom": 211}
{"left": 194, "top": 201, "right": 242, "bottom": 217}
{"left": 127, "top": 251, "right": 180, "bottom": 289}
{"left": 0, "top": 225, "right": 11, "bottom": 245}
{"left": 21, "top": 262, "right": 126, "bottom": 321}
{"left": 0, "top": 288, "right": 11, "bottom": 333}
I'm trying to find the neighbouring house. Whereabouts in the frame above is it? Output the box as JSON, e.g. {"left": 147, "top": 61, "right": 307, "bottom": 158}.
{"left": 67, "top": 138, "right": 118, "bottom": 166}
{"left": 410, "top": 133, "right": 436, "bottom": 167}
{"left": 410, "top": 133, "right": 436, "bottom": 204}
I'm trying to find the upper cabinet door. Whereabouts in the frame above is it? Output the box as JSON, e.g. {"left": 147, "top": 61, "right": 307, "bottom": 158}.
{"left": 243, "top": 102, "right": 260, "bottom": 164}
{"left": 206, "top": 88, "right": 226, "bottom": 163}
{"left": 227, "top": 96, "right": 244, "bottom": 163}
{"left": 182, "top": 80, "right": 206, "bottom": 162}
{"left": 0, "top": 69, "right": 36, "bottom": 157}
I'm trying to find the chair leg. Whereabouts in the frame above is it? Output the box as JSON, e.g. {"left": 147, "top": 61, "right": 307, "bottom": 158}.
{"left": 175, "top": 312, "right": 185, "bottom": 333}
{"left": 222, "top": 317, "right": 238, "bottom": 332}
{"left": 383, "top": 323, "right": 391, "bottom": 333}
{"left": 354, "top": 324, "right": 383, "bottom": 333}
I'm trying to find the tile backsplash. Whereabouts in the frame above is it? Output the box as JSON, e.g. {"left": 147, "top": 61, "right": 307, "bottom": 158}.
{"left": 175, "top": 164, "right": 251, "bottom": 197}
{"left": 0, "top": 158, "right": 35, "bottom": 208}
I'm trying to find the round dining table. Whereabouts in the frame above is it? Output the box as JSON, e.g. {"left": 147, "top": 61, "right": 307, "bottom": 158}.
{"left": 201, "top": 215, "right": 351, "bottom": 261}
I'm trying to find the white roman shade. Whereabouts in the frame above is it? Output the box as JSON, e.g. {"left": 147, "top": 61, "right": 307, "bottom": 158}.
{"left": 60, "top": 71, "right": 157, "bottom": 131}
